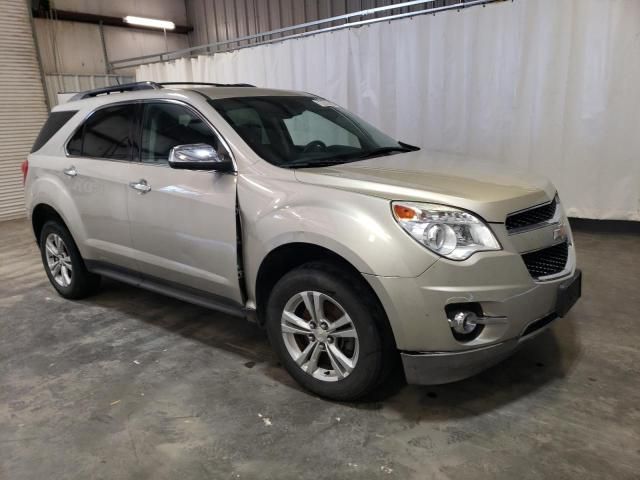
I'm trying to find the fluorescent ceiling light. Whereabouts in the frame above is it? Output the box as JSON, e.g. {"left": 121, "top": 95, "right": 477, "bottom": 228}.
{"left": 123, "top": 16, "right": 175, "bottom": 30}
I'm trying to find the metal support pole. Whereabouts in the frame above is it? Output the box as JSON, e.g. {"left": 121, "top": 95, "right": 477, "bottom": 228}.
{"left": 202, "top": 0, "right": 211, "bottom": 52}
{"left": 29, "top": 4, "right": 51, "bottom": 111}
{"left": 99, "top": 21, "right": 111, "bottom": 74}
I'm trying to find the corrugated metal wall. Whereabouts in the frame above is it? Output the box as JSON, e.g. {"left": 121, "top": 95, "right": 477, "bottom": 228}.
{"left": 185, "top": 0, "right": 462, "bottom": 48}
{"left": 32, "top": 0, "right": 190, "bottom": 77}
{"left": 0, "top": 0, "right": 48, "bottom": 222}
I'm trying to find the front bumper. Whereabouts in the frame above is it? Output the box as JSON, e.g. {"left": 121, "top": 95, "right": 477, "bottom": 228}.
{"left": 363, "top": 221, "right": 581, "bottom": 382}
{"left": 366, "top": 245, "right": 577, "bottom": 350}
{"left": 401, "top": 338, "right": 521, "bottom": 385}
{"left": 400, "top": 269, "right": 581, "bottom": 385}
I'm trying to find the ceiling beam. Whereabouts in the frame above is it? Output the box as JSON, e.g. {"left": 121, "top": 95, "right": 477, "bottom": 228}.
{"left": 31, "top": 9, "right": 193, "bottom": 35}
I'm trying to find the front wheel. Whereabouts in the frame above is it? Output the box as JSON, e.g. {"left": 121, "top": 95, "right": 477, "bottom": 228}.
{"left": 266, "top": 262, "right": 395, "bottom": 401}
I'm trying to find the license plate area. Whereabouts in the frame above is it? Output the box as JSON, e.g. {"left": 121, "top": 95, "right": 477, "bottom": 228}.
{"left": 556, "top": 269, "right": 582, "bottom": 317}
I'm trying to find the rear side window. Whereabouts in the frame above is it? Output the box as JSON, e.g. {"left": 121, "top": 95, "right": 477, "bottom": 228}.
{"left": 67, "top": 125, "right": 83, "bottom": 156}
{"left": 67, "top": 104, "right": 136, "bottom": 160}
{"left": 31, "top": 110, "right": 78, "bottom": 153}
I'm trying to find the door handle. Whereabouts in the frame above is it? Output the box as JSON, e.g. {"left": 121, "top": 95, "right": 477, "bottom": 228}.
{"left": 63, "top": 166, "right": 77, "bottom": 177}
{"left": 129, "top": 179, "right": 151, "bottom": 194}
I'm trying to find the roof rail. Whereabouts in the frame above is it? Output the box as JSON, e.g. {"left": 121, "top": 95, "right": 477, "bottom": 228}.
{"left": 69, "top": 81, "right": 161, "bottom": 101}
{"left": 159, "top": 82, "right": 256, "bottom": 88}
{"left": 68, "top": 80, "right": 256, "bottom": 102}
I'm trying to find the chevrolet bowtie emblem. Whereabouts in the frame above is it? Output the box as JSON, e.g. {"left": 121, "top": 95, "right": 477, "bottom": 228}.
{"left": 553, "top": 224, "right": 567, "bottom": 241}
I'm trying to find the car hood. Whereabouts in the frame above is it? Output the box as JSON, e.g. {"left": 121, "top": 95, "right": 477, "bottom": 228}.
{"left": 294, "top": 150, "right": 556, "bottom": 223}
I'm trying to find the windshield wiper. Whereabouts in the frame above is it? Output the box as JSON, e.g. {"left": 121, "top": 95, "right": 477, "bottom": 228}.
{"left": 282, "top": 159, "right": 354, "bottom": 169}
{"left": 398, "top": 141, "right": 420, "bottom": 151}
{"left": 283, "top": 143, "right": 420, "bottom": 169}
{"left": 356, "top": 146, "right": 413, "bottom": 160}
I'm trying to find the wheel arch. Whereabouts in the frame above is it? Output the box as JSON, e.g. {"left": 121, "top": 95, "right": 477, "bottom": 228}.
{"left": 27, "top": 172, "right": 87, "bottom": 251}
{"left": 254, "top": 242, "right": 397, "bottom": 349}
{"left": 32, "top": 203, "right": 69, "bottom": 245}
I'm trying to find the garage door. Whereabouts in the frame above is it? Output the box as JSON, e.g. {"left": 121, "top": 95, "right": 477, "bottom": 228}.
{"left": 0, "top": 0, "right": 48, "bottom": 222}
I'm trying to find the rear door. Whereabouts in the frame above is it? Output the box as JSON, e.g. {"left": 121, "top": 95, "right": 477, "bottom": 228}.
{"left": 126, "top": 100, "right": 240, "bottom": 302}
{"left": 64, "top": 103, "right": 137, "bottom": 269}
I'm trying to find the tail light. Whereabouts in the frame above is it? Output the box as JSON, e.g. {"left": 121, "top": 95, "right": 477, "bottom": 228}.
{"left": 21, "top": 159, "right": 28, "bottom": 185}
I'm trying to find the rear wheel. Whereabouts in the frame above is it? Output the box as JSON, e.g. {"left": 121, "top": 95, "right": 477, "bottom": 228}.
{"left": 39, "top": 221, "right": 100, "bottom": 299}
{"left": 266, "top": 262, "right": 396, "bottom": 401}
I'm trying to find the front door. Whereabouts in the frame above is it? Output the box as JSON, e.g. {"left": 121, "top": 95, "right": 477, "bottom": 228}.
{"left": 126, "top": 101, "right": 241, "bottom": 303}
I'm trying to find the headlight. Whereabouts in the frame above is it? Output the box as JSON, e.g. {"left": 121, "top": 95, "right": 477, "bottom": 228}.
{"left": 391, "top": 201, "right": 501, "bottom": 260}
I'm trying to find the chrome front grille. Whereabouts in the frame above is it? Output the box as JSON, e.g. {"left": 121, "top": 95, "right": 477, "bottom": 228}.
{"left": 521, "top": 242, "right": 569, "bottom": 279}
{"left": 506, "top": 197, "right": 557, "bottom": 233}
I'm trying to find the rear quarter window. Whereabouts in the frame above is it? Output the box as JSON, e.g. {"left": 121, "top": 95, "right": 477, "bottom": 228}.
{"left": 31, "top": 110, "right": 78, "bottom": 153}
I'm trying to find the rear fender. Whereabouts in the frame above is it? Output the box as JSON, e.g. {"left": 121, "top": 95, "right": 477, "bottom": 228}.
{"left": 27, "top": 170, "right": 88, "bottom": 254}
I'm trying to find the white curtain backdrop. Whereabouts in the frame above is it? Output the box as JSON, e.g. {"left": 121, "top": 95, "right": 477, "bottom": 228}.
{"left": 137, "top": 0, "right": 640, "bottom": 221}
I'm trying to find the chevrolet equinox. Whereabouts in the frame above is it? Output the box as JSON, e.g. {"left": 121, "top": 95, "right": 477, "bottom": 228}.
{"left": 23, "top": 82, "right": 582, "bottom": 400}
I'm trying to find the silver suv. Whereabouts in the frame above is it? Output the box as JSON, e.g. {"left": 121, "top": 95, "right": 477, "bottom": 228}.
{"left": 24, "top": 82, "right": 581, "bottom": 401}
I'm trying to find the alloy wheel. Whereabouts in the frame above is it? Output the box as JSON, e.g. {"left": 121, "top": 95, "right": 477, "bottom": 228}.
{"left": 281, "top": 291, "right": 359, "bottom": 382}
{"left": 44, "top": 233, "right": 73, "bottom": 287}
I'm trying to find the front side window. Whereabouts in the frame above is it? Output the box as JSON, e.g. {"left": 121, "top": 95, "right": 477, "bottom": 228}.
{"left": 141, "top": 103, "right": 230, "bottom": 165}
{"left": 68, "top": 104, "right": 135, "bottom": 160}
{"left": 209, "top": 96, "right": 415, "bottom": 168}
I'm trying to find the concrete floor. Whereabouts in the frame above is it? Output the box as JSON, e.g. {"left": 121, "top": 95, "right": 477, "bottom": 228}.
{"left": 0, "top": 218, "right": 639, "bottom": 480}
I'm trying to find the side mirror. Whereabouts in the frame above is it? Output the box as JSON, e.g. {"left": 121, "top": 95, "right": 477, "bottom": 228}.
{"left": 168, "top": 143, "right": 234, "bottom": 172}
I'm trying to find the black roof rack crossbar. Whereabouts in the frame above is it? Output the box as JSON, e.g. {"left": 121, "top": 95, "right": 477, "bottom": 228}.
{"left": 159, "top": 82, "right": 256, "bottom": 88}
{"left": 70, "top": 81, "right": 161, "bottom": 101}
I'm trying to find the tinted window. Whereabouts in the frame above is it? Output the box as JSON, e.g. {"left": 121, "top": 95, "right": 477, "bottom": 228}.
{"left": 141, "top": 103, "right": 229, "bottom": 165}
{"left": 67, "top": 124, "right": 83, "bottom": 156}
{"left": 32, "top": 110, "right": 78, "bottom": 153}
{"left": 78, "top": 104, "right": 135, "bottom": 160}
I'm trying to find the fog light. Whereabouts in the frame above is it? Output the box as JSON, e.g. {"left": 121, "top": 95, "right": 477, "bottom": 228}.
{"left": 449, "top": 311, "right": 479, "bottom": 335}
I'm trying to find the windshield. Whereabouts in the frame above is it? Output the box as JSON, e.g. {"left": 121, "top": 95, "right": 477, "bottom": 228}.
{"left": 208, "top": 96, "right": 417, "bottom": 168}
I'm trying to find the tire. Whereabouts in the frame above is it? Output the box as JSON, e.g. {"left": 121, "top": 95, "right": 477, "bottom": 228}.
{"left": 265, "top": 261, "right": 397, "bottom": 401}
{"left": 39, "top": 220, "right": 101, "bottom": 299}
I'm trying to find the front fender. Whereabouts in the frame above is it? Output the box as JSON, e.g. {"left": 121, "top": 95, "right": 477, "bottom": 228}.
{"left": 239, "top": 174, "right": 438, "bottom": 300}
